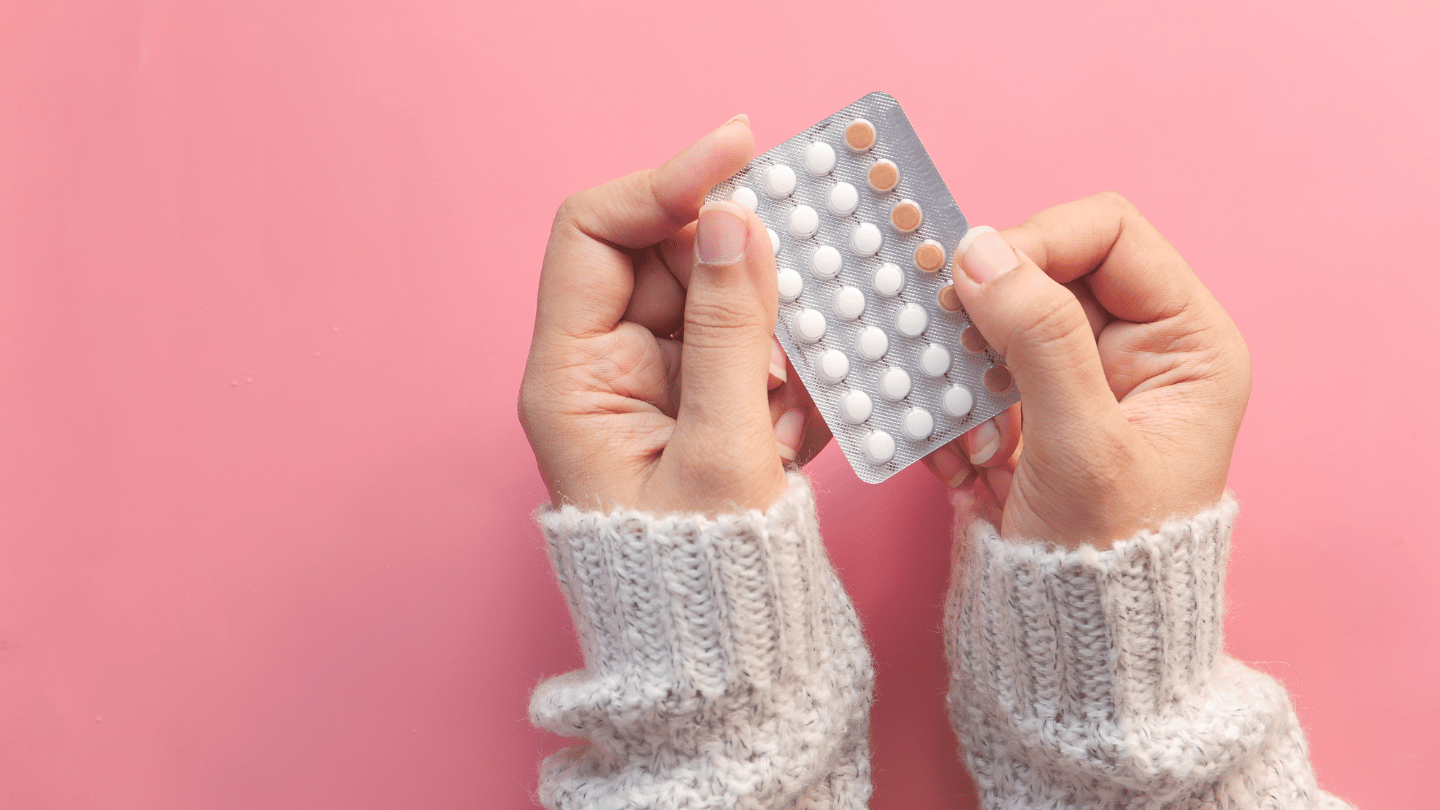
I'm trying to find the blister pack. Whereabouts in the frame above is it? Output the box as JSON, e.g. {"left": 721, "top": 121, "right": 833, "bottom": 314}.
{"left": 706, "top": 91, "right": 1019, "bottom": 483}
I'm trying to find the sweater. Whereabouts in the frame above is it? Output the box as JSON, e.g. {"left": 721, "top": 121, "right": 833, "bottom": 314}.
{"left": 530, "top": 473, "right": 1352, "bottom": 809}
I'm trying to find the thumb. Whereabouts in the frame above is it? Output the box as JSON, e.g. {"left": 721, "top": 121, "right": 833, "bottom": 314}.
{"left": 666, "top": 200, "right": 784, "bottom": 503}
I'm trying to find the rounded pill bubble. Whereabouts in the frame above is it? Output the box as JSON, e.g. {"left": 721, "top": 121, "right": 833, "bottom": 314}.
{"left": 803, "top": 141, "right": 837, "bottom": 176}
{"left": 845, "top": 119, "right": 877, "bottom": 152}
{"left": 856, "top": 326, "right": 888, "bottom": 361}
{"left": 827, "top": 182, "right": 860, "bottom": 217}
{"left": 850, "top": 223, "right": 883, "bottom": 256}
{"left": 984, "top": 365, "right": 1013, "bottom": 393}
{"left": 833, "top": 286, "right": 866, "bottom": 320}
{"left": 896, "top": 303, "right": 928, "bottom": 337}
{"left": 942, "top": 385, "right": 975, "bottom": 418}
{"left": 768, "top": 228, "right": 780, "bottom": 256}
{"left": 816, "top": 349, "right": 850, "bottom": 384}
{"left": 839, "top": 389, "right": 873, "bottom": 424}
{"left": 868, "top": 160, "right": 900, "bottom": 193}
{"left": 763, "top": 164, "right": 797, "bottom": 198}
{"left": 810, "top": 245, "right": 842, "bottom": 279}
{"left": 729, "top": 187, "right": 759, "bottom": 212}
{"left": 914, "top": 240, "right": 946, "bottom": 273}
{"left": 777, "top": 268, "right": 804, "bottom": 302}
{"left": 890, "top": 200, "right": 923, "bottom": 232}
{"left": 873, "top": 262, "right": 904, "bottom": 296}
{"left": 902, "top": 408, "right": 934, "bottom": 441}
{"left": 937, "top": 285, "right": 962, "bottom": 312}
{"left": 788, "top": 205, "right": 820, "bottom": 240}
{"left": 793, "top": 308, "right": 827, "bottom": 343}
{"left": 862, "top": 430, "right": 896, "bottom": 465}
{"left": 880, "top": 366, "right": 911, "bottom": 401}
{"left": 961, "top": 325, "right": 989, "bottom": 353}
{"left": 919, "top": 343, "right": 951, "bottom": 377}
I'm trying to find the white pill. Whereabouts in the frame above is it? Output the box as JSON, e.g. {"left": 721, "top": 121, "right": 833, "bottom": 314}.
{"left": 788, "top": 205, "right": 819, "bottom": 240}
{"left": 827, "top": 182, "right": 859, "bottom": 216}
{"left": 793, "top": 308, "right": 827, "bottom": 343}
{"left": 810, "top": 245, "right": 842, "bottom": 279}
{"left": 763, "top": 164, "right": 797, "bottom": 198}
{"left": 839, "top": 389, "right": 873, "bottom": 424}
{"left": 872, "top": 262, "right": 904, "bottom": 297}
{"left": 919, "top": 343, "right": 951, "bottom": 377}
{"left": 862, "top": 430, "right": 896, "bottom": 465}
{"left": 803, "top": 141, "right": 837, "bottom": 176}
{"left": 768, "top": 228, "right": 780, "bottom": 256}
{"left": 777, "top": 268, "right": 804, "bottom": 302}
{"left": 942, "top": 384, "right": 975, "bottom": 418}
{"left": 902, "top": 408, "right": 935, "bottom": 441}
{"left": 855, "top": 326, "right": 888, "bottom": 361}
{"left": 850, "top": 223, "right": 883, "bottom": 256}
{"left": 816, "top": 349, "right": 850, "bottom": 384}
{"left": 833, "top": 286, "right": 866, "bottom": 320}
{"left": 729, "top": 187, "right": 759, "bottom": 212}
{"left": 880, "top": 366, "right": 911, "bottom": 401}
{"left": 895, "top": 303, "right": 928, "bottom": 337}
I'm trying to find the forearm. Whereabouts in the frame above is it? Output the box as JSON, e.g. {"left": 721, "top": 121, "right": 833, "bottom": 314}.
{"left": 530, "top": 473, "right": 874, "bottom": 810}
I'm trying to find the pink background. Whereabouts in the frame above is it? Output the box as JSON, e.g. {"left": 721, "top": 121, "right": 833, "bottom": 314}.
{"left": 1, "top": 0, "right": 1435, "bottom": 807}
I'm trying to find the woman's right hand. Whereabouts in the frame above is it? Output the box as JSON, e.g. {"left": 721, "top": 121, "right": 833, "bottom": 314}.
{"left": 923, "top": 194, "right": 1252, "bottom": 549}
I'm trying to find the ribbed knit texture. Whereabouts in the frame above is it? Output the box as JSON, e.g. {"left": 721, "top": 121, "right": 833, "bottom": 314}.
{"left": 946, "top": 496, "right": 1353, "bottom": 809}
{"left": 530, "top": 473, "right": 874, "bottom": 810}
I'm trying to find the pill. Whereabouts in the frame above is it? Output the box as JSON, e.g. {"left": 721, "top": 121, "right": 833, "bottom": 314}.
{"left": 942, "top": 384, "right": 974, "bottom": 418}
{"left": 834, "top": 285, "right": 866, "bottom": 320}
{"left": 961, "top": 325, "right": 988, "bottom": 353}
{"left": 828, "top": 182, "right": 860, "bottom": 216}
{"left": 768, "top": 228, "right": 780, "bottom": 256}
{"left": 777, "top": 267, "right": 804, "bottom": 302}
{"left": 811, "top": 245, "right": 842, "bottom": 279}
{"left": 845, "top": 118, "right": 877, "bottom": 152}
{"left": 867, "top": 160, "right": 899, "bottom": 193}
{"left": 850, "top": 222, "right": 883, "bottom": 256}
{"left": 901, "top": 408, "right": 934, "bottom": 441}
{"left": 856, "top": 326, "right": 888, "bottom": 361}
{"left": 896, "top": 303, "right": 928, "bottom": 337}
{"left": 816, "top": 349, "right": 850, "bottom": 384}
{"left": 914, "top": 240, "right": 946, "bottom": 272}
{"left": 984, "top": 365, "right": 1013, "bottom": 393}
{"left": 763, "top": 164, "right": 797, "bottom": 198}
{"left": 890, "top": 199, "right": 922, "bottom": 232}
{"left": 873, "top": 262, "right": 905, "bottom": 297}
{"left": 880, "top": 366, "right": 911, "bottom": 401}
{"left": 788, "top": 205, "right": 819, "bottom": 240}
{"left": 793, "top": 308, "right": 827, "bottom": 343}
{"left": 937, "top": 284, "right": 962, "bottom": 312}
{"left": 862, "top": 430, "right": 896, "bottom": 464}
{"left": 730, "top": 187, "right": 759, "bottom": 212}
{"left": 919, "top": 343, "right": 951, "bottom": 377}
{"left": 803, "top": 141, "right": 837, "bottom": 176}
{"left": 839, "top": 389, "right": 873, "bottom": 423}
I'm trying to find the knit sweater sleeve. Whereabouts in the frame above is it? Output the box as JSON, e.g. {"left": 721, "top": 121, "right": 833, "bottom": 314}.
{"left": 945, "top": 495, "right": 1354, "bottom": 809}
{"left": 529, "top": 473, "right": 874, "bottom": 810}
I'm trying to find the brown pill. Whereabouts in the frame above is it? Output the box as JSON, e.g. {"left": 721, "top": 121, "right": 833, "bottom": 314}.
{"left": 913, "top": 240, "right": 946, "bottom": 272}
{"left": 984, "top": 365, "right": 1013, "bottom": 393}
{"left": 867, "top": 160, "right": 899, "bottom": 193}
{"left": 890, "top": 200, "right": 922, "bottom": 232}
{"left": 961, "top": 325, "right": 989, "bottom": 353}
{"left": 937, "top": 285, "right": 962, "bottom": 312}
{"left": 845, "top": 118, "right": 876, "bottom": 151}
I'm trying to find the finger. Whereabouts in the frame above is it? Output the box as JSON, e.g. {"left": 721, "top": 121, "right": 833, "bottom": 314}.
{"left": 536, "top": 115, "right": 755, "bottom": 340}
{"left": 768, "top": 356, "right": 830, "bottom": 466}
{"left": 1002, "top": 192, "right": 1210, "bottom": 324}
{"left": 922, "top": 442, "right": 975, "bottom": 489}
{"left": 767, "top": 337, "right": 787, "bottom": 391}
{"left": 963, "top": 404, "right": 1021, "bottom": 468}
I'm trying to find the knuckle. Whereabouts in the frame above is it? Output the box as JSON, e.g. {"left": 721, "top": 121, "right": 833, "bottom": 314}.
{"left": 1095, "top": 190, "right": 1136, "bottom": 216}
{"left": 683, "top": 297, "right": 766, "bottom": 342}
{"left": 1016, "top": 288, "right": 1089, "bottom": 350}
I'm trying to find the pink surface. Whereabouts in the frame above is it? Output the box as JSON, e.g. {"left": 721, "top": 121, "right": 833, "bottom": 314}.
{"left": 1, "top": 1, "right": 1435, "bottom": 807}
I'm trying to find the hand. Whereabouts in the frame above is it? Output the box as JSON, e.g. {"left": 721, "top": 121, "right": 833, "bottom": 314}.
{"left": 519, "top": 116, "right": 829, "bottom": 514}
{"left": 922, "top": 193, "right": 1252, "bottom": 549}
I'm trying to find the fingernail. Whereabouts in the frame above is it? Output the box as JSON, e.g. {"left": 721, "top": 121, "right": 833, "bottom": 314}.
{"left": 956, "top": 226, "right": 1018, "bottom": 284}
{"left": 931, "top": 443, "right": 973, "bottom": 488}
{"left": 774, "top": 408, "right": 805, "bottom": 462}
{"left": 966, "top": 418, "right": 1000, "bottom": 465}
{"left": 726, "top": 113, "right": 750, "bottom": 127}
{"left": 768, "top": 338, "right": 788, "bottom": 386}
{"left": 695, "top": 201, "right": 749, "bottom": 265}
